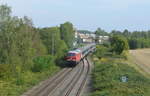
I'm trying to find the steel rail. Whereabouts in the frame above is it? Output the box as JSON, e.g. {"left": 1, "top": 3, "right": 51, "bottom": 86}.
{"left": 64, "top": 57, "right": 90, "bottom": 96}
{"left": 64, "top": 60, "right": 85, "bottom": 96}
{"left": 76, "top": 57, "right": 90, "bottom": 96}
{"left": 22, "top": 68, "right": 72, "bottom": 96}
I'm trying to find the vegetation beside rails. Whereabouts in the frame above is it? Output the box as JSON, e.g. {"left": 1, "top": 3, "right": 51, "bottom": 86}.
{"left": 91, "top": 45, "right": 150, "bottom": 96}
{"left": 0, "top": 68, "right": 60, "bottom": 96}
{"left": 0, "top": 56, "right": 60, "bottom": 96}
{"left": 0, "top": 5, "right": 73, "bottom": 96}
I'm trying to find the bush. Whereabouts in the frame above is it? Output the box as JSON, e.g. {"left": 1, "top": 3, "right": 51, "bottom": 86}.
{"left": 121, "top": 50, "right": 128, "bottom": 60}
{"left": 91, "top": 61, "right": 150, "bottom": 96}
{"left": 95, "top": 45, "right": 108, "bottom": 59}
{"left": 111, "top": 35, "right": 129, "bottom": 55}
{"left": 32, "top": 55, "right": 54, "bottom": 72}
{"left": 0, "top": 64, "right": 11, "bottom": 78}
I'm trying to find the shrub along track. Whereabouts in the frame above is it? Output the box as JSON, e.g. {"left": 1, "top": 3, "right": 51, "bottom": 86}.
{"left": 22, "top": 57, "right": 90, "bottom": 96}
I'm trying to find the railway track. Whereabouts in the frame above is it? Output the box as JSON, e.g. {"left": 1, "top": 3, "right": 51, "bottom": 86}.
{"left": 22, "top": 57, "right": 90, "bottom": 96}
{"left": 64, "top": 57, "right": 90, "bottom": 96}
{"left": 63, "top": 60, "right": 85, "bottom": 96}
{"left": 22, "top": 68, "right": 73, "bottom": 96}
{"left": 76, "top": 58, "right": 90, "bottom": 96}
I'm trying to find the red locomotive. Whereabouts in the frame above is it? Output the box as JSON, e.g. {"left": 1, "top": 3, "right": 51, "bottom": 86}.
{"left": 65, "top": 44, "right": 95, "bottom": 66}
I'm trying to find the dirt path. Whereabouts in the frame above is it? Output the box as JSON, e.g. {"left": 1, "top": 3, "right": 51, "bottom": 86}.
{"left": 130, "top": 49, "right": 150, "bottom": 75}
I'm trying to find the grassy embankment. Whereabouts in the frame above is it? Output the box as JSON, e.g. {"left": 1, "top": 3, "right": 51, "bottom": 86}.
{"left": 0, "top": 56, "right": 61, "bottom": 96}
{"left": 91, "top": 47, "right": 150, "bottom": 96}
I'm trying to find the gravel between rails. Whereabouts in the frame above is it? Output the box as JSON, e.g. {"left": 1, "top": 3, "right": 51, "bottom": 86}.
{"left": 48, "top": 63, "right": 83, "bottom": 96}
{"left": 69, "top": 58, "right": 90, "bottom": 96}
{"left": 63, "top": 60, "right": 85, "bottom": 96}
{"left": 22, "top": 57, "right": 91, "bottom": 96}
{"left": 21, "top": 68, "right": 72, "bottom": 96}
{"left": 63, "top": 57, "right": 90, "bottom": 96}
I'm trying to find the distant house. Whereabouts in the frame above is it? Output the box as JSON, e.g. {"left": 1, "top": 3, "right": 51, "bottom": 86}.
{"left": 75, "top": 30, "right": 109, "bottom": 44}
{"left": 97, "top": 36, "right": 109, "bottom": 44}
{"left": 78, "top": 32, "right": 95, "bottom": 43}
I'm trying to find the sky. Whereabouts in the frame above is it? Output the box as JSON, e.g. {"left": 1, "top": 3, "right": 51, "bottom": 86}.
{"left": 0, "top": 0, "right": 150, "bottom": 32}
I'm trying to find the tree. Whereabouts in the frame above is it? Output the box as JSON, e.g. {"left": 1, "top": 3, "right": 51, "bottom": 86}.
{"left": 123, "top": 29, "right": 130, "bottom": 37}
{"left": 111, "top": 30, "right": 122, "bottom": 36}
{"left": 111, "top": 35, "right": 129, "bottom": 54}
{"left": 128, "top": 38, "right": 138, "bottom": 49}
{"left": 95, "top": 28, "right": 108, "bottom": 43}
{"left": 109, "top": 29, "right": 150, "bottom": 49}
{"left": 95, "top": 28, "right": 108, "bottom": 36}
{"left": 0, "top": 5, "right": 47, "bottom": 75}
{"left": 0, "top": 4, "right": 11, "bottom": 21}
{"left": 39, "top": 27, "right": 68, "bottom": 58}
{"left": 0, "top": 5, "right": 12, "bottom": 64}
{"left": 78, "top": 30, "right": 92, "bottom": 34}
{"left": 60, "top": 22, "right": 75, "bottom": 49}
{"left": 95, "top": 45, "right": 108, "bottom": 59}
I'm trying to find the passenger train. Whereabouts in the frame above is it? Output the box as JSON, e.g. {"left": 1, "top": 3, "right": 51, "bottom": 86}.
{"left": 65, "top": 44, "right": 96, "bottom": 66}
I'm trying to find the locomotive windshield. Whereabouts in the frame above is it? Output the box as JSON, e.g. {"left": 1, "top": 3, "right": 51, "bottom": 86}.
{"left": 67, "top": 53, "right": 76, "bottom": 56}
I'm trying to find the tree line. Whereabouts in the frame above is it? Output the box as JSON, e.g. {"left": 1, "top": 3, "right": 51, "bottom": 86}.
{"left": 0, "top": 5, "right": 75, "bottom": 79}
{"left": 94, "top": 28, "right": 150, "bottom": 49}
{"left": 110, "top": 30, "right": 150, "bottom": 49}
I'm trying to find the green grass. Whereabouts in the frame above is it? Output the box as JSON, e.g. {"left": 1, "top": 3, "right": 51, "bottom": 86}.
{"left": 0, "top": 65, "right": 60, "bottom": 96}
{"left": 91, "top": 57, "right": 150, "bottom": 96}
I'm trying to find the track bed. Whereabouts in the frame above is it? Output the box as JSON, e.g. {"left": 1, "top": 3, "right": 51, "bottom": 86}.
{"left": 22, "top": 57, "right": 91, "bottom": 96}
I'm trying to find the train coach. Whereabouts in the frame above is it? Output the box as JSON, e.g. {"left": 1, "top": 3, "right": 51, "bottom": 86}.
{"left": 65, "top": 44, "right": 96, "bottom": 66}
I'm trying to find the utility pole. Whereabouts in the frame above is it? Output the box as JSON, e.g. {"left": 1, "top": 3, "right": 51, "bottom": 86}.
{"left": 51, "top": 31, "right": 55, "bottom": 56}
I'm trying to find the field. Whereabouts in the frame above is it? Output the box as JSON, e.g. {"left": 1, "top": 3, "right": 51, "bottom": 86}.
{"left": 130, "top": 49, "right": 150, "bottom": 75}
{"left": 91, "top": 56, "right": 150, "bottom": 96}
{"left": 91, "top": 47, "right": 150, "bottom": 96}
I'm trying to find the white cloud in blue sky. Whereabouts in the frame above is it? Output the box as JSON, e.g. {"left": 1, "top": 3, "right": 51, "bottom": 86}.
{"left": 0, "top": 0, "right": 150, "bottom": 31}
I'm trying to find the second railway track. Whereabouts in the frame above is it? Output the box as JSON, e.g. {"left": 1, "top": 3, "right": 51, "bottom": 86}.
{"left": 22, "top": 57, "right": 91, "bottom": 96}
{"left": 22, "top": 68, "right": 73, "bottom": 96}
{"left": 64, "top": 57, "right": 90, "bottom": 96}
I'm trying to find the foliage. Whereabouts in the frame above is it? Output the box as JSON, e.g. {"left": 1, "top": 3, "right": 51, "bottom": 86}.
{"left": 95, "top": 28, "right": 109, "bottom": 43}
{"left": 92, "top": 41, "right": 150, "bottom": 96}
{"left": 39, "top": 27, "right": 68, "bottom": 57}
{"left": 77, "top": 30, "right": 92, "bottom": 34}
{"left": 32, "top": 55, "right": 54, "bottom": 72}
{"left": 91, "top": 58, "right": 150, "bottom": 96}
{"left": 0, "top": 4, "right": 67, "bottom": 96}
{"left": 110, "top": 35, "right": 129, "bottom": 55}
{"left": 0, "top": 64, "right": 11, "bottom": 78}
{"left": 95, "top": 45, "right": 108, "bottom": 59}
{"left": 95, "top": 28, "right": 108, "bottom": 36}
{"left": 60, "top": 22, "right": 75, "bottom": 48}
{"left": 111, "top": 30, "right": 150, "bottom": 49}
{"left": 129, "top": 38, "right": 150, "bottom": 49}
{"left": 0, "top": 68, "right": 60, "bottom": 96}
{"left": 0, "top": 5, "right": 47, "bottom": 75}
